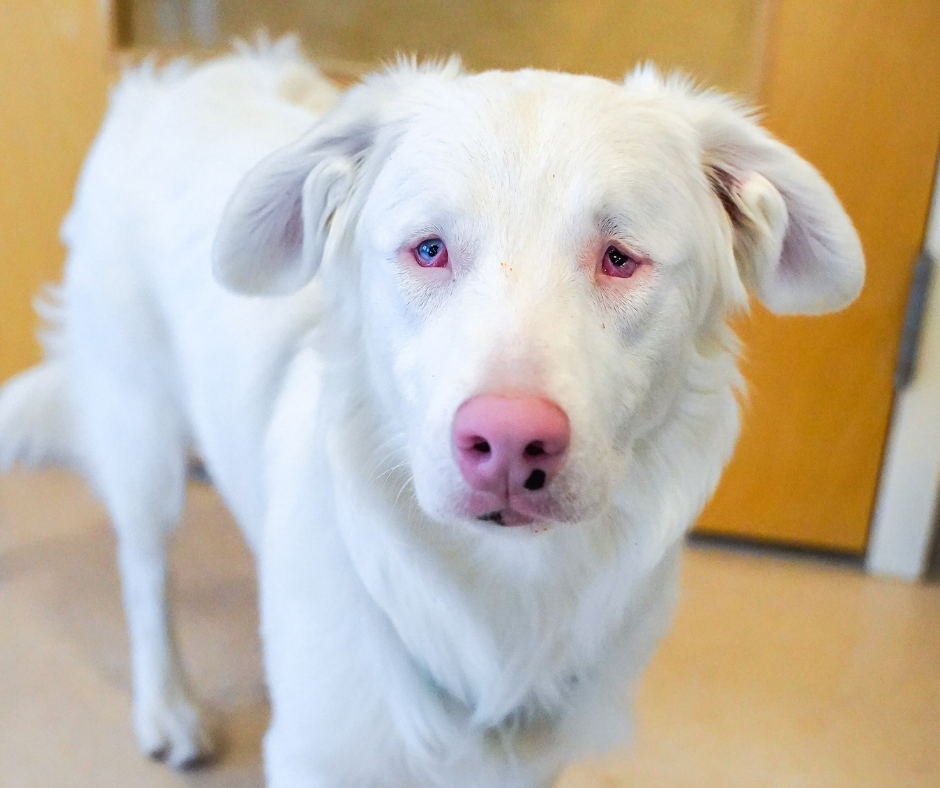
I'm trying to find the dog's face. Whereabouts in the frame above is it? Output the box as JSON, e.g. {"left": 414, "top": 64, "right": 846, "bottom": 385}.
{"left": 213, "top": 64, "right": 864, "bottom": 532}
{"left": 355, "top": 71, "right": 731, "bottom": 527}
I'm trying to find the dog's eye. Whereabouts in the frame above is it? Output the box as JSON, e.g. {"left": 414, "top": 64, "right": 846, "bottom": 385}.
{"left": 414, "top": 238, "right": 449, "bottom": 268}
{"left": 601, "top": 246, "right": 639, "bottom": 278}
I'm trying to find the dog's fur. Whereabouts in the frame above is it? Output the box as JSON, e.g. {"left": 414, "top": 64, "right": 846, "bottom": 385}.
{"left": 0, "top": 38, "right": 863, "bottom": 787}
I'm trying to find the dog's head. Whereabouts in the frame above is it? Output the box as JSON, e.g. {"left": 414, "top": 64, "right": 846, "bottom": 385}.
{"left": 213, "top": 62, "right": 863, "bottom": 534}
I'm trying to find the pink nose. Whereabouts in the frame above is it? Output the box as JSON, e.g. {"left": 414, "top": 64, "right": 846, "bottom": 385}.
{"left": 452, "top": 395, "right": 571, "bottom": 496}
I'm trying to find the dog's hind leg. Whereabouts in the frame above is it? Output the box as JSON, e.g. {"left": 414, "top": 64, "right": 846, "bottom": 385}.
{"left": 66, "top": 276, "right": 213, "bottom": 769}
{"left": 81, "top": 371, "right": 212, "bottom": 768}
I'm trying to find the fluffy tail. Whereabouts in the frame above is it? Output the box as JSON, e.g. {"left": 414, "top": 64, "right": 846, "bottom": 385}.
{"left": 0, "top": 288, "right": 75, "bottom": 472}
{"left": 0, "top": 360, "right": 75, "bottom": 472}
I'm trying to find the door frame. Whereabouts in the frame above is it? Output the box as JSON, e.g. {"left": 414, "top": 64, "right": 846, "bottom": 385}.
{"left": 867, "top": 155, "right": 940, "bottom": 580}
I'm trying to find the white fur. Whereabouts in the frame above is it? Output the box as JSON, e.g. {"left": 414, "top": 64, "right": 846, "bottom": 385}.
{"left": 0, "top": 39, "right": 863, "bottom": 787}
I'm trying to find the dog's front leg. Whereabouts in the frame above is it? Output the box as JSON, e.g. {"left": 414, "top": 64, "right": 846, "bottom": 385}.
{"left": 258, "top": 360, "right": 410, "bottom": 787}
{"left": 259, "top": 512, "right": 411, "bottom": 788}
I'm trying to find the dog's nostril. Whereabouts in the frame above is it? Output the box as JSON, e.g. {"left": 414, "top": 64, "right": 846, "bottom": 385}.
{"left": 524, "top": 442, "right": 545, "bottom": 457}
{"left": 523, "top": 469, "right": 547, "bottom": 491}
{"left": 472, "top": 439, "right": 491, "bottom": 454}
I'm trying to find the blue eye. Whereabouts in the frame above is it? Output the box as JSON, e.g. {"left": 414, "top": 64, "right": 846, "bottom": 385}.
{"left": 414, "top": 237, "right": 448, "bottom": 268}
{"left": 417, "top": 239, "right": 442, "bottom": 260}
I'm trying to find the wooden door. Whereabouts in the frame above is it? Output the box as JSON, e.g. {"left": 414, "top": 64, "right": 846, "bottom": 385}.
{"left": 697, "top": 0, "right": 940, "bottom": 552}
{"left": 5, "top": 1, "right": 939, "bottom": 552}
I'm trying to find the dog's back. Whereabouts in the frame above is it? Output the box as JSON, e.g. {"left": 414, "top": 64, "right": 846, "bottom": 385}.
{"left": 3, "top": 40, "right": 338, "bottom": 541}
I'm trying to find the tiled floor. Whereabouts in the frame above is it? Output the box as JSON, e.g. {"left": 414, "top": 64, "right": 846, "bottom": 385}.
{"left": 1, "top": 470, "right": 938, "bottom": 787}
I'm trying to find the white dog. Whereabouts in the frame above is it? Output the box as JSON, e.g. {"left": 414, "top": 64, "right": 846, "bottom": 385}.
{"left": 0, "top": 38, "right": 863, "bottom": 787}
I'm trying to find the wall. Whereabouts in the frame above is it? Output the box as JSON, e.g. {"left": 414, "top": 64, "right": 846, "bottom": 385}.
{"left": 0, "top": 1, "right": 111, "bottom": 382}
{"left": 123, "top": 0, "right": 771, "bottom": 95}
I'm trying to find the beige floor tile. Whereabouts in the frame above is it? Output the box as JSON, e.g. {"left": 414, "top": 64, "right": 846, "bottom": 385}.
{"left": 559, "top": 547, "right": 940, "bottom": 788}
{"left": 1, "top": 470, "right": 937, "bottom": 787}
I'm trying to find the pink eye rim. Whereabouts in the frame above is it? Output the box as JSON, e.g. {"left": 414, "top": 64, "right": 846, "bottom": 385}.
{"left": 600, "top": 244, "right": 641, "bottom": 278}
{"left": 412, "top": 237, "right": 449, "bottom": 268}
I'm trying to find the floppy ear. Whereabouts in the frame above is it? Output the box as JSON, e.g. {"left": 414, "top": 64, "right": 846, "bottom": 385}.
{"left": 211, "top": 106, "right": 371, "bottom": 296}
{"left": 684, "top": 90, "right": 865, "bottom": 315}
{"left": 213, "top": 58, "right": 464, "bottom": 296}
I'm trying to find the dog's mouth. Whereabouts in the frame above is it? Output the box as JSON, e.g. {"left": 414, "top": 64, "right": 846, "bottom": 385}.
{"left": 476, "top": 509, "right": 537, "bottom": 527}
{"left": 460, "top": 484, "right": 576, "bottom": 527}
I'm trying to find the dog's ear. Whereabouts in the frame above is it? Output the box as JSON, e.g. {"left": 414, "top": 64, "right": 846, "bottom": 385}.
{"left": 658, "top": 77, "right": 865, "bottom": 315}
{"left": 212, "top": 60, "right": 462, "bottom": 296}
{"left": 211, "top": 89, "right": 376, "bottom": 296}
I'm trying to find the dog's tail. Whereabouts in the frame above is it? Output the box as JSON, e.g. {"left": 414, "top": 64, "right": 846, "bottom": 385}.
{"left": 0, "top": 288, "right": 76, "bottom": 472}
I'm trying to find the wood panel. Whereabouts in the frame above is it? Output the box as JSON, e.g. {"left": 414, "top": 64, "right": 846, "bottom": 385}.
{"left": 697, "top": 0, "right": 940, "bottom": 551}
{"left": 123, "top": 0, "right": 770, "bottom": 95}
{"left": 0, "top": 1, "right": 111, "bottom": 383}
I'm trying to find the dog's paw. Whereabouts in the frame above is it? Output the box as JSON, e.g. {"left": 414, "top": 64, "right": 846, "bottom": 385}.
{"left": 134, "top": 695, "right": 214, "bottom": 770}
